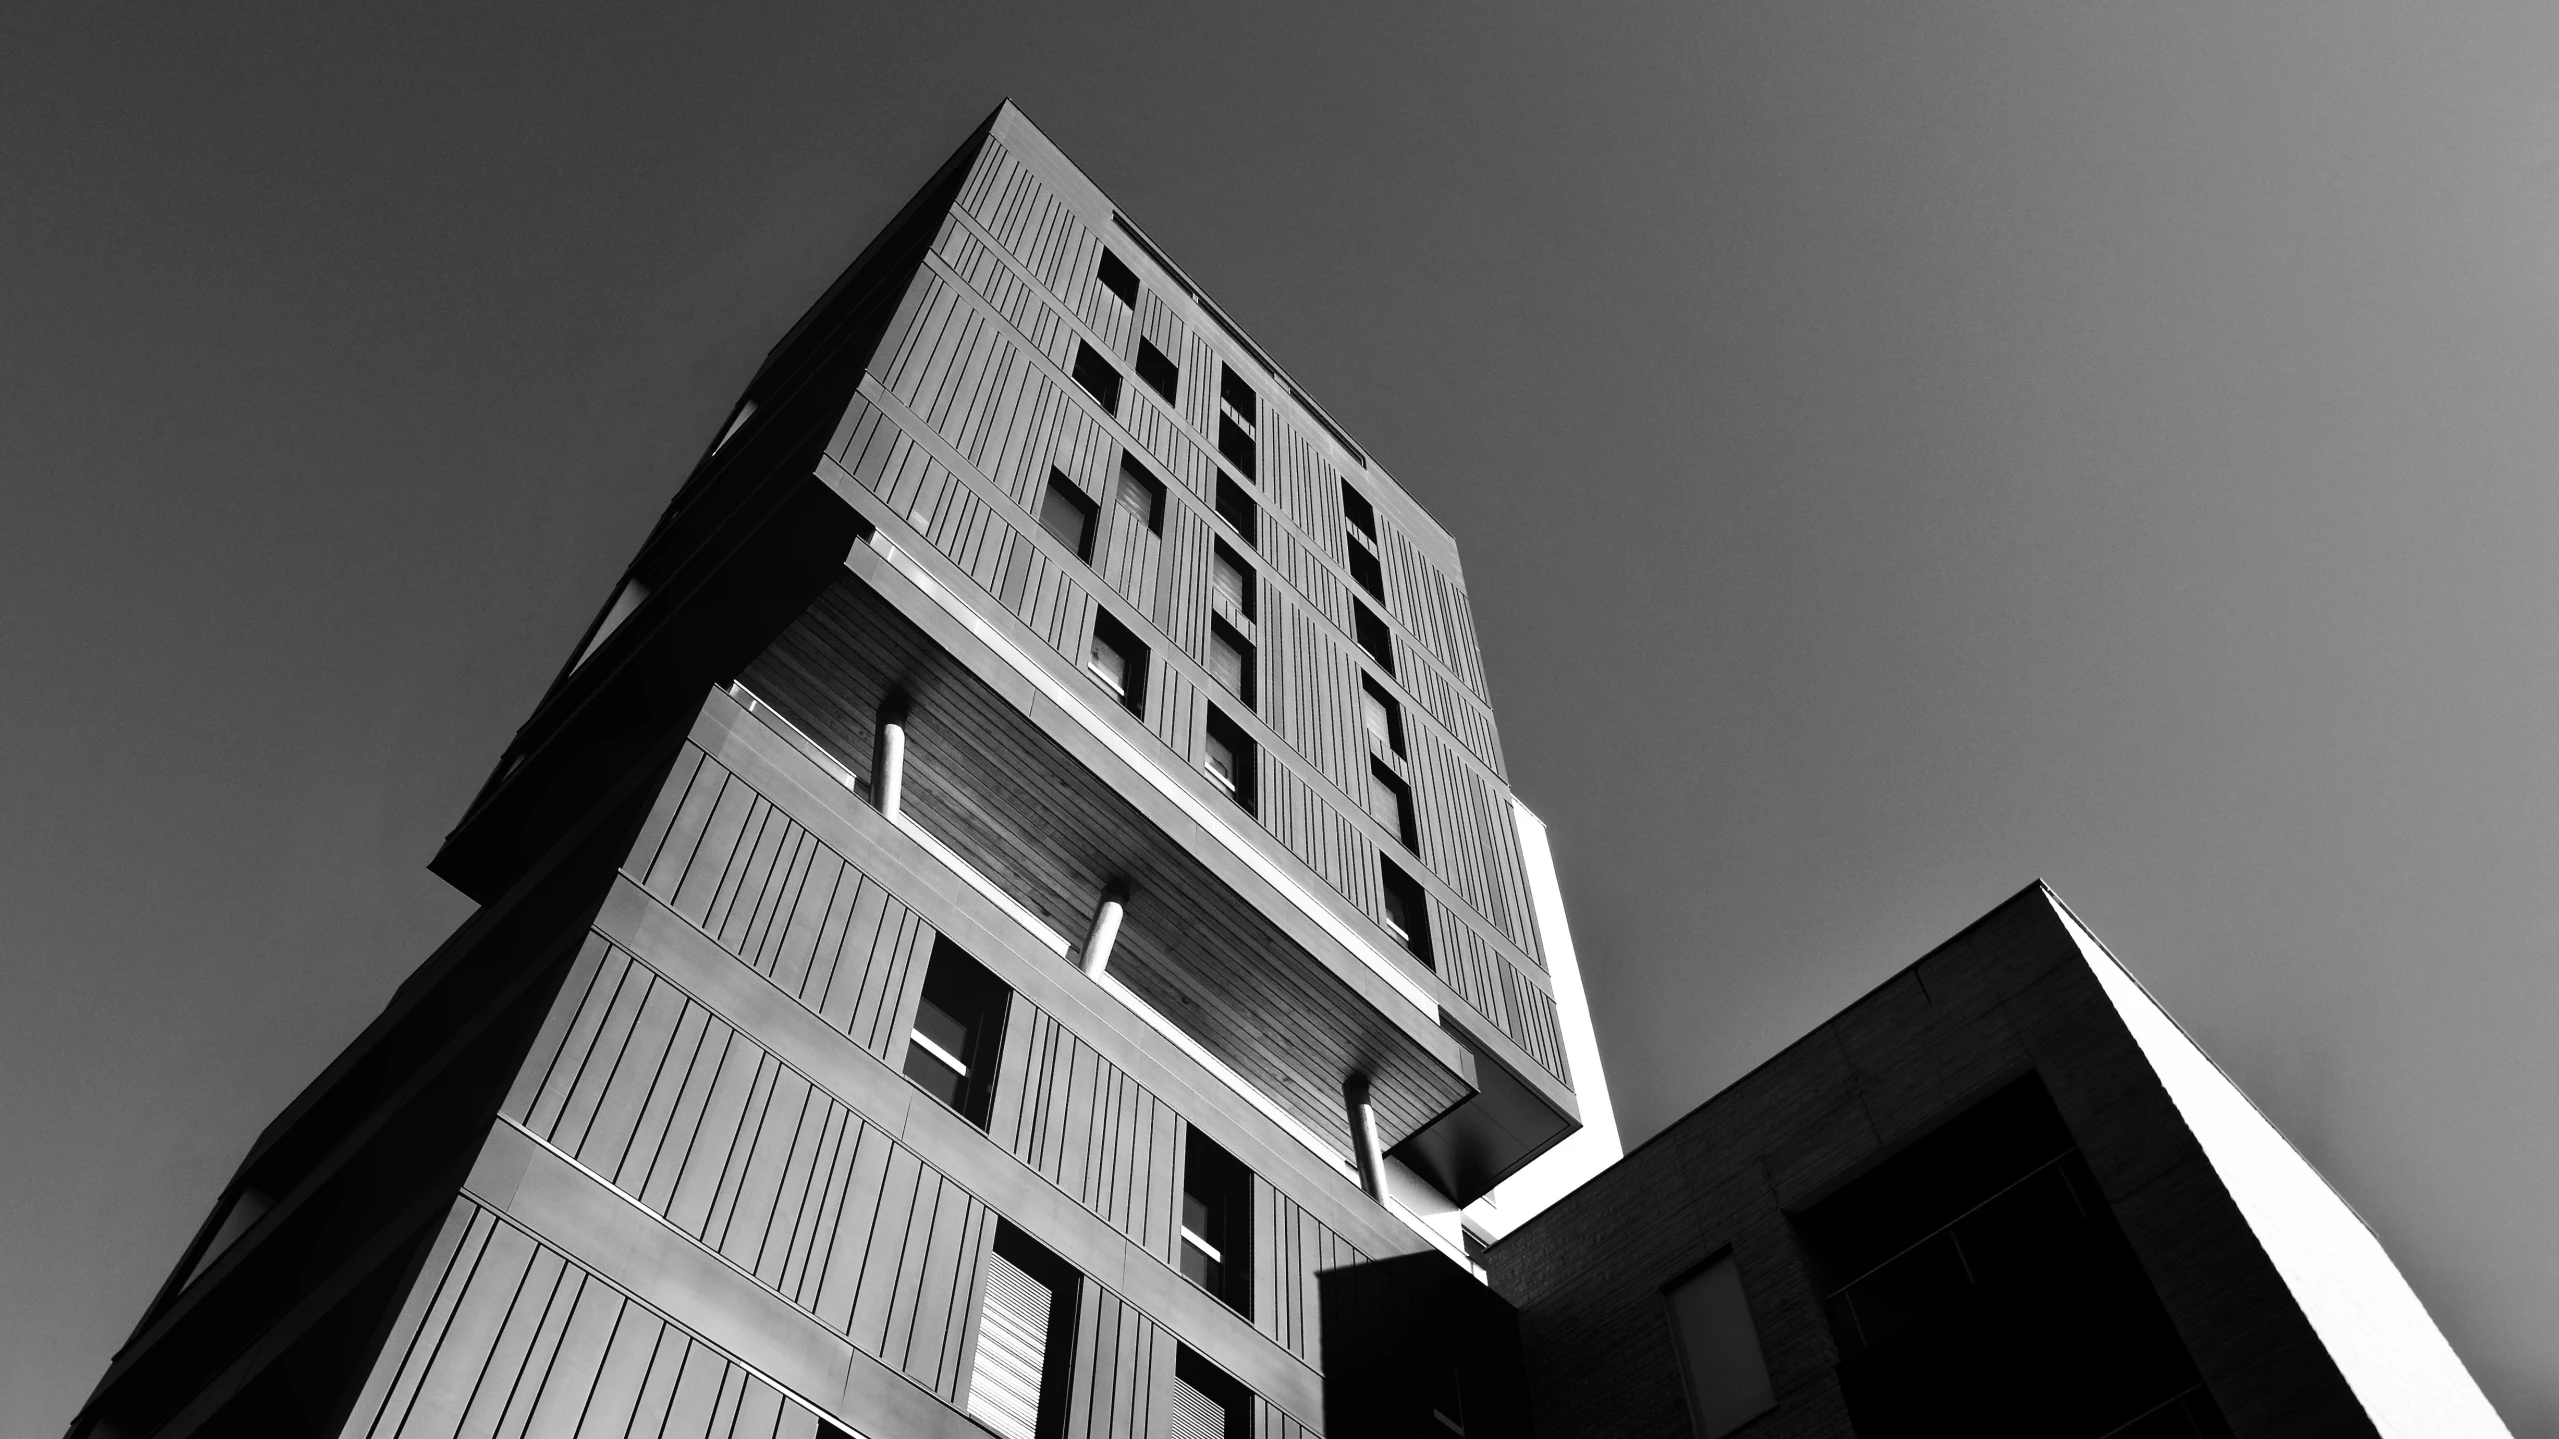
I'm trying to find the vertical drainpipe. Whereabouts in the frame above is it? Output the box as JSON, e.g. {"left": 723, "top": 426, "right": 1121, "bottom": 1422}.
{"left": 1079, "top": 882, "right": 1129, "bottom": 978}
{"left": 1346, "top": 1074, "right": 1388, "bottom": 1203}
{"left": 874, "top": 694, "right": 909, "bottom": 819}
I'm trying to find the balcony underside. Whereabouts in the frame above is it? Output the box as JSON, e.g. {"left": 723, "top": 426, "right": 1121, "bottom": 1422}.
{"left": 737, "top": 568, "right": 1477, "bottom": 1160}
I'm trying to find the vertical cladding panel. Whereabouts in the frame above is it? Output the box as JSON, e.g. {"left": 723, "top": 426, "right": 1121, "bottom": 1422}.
{"left": 1159, "top": 505, "right": 1212, "bottom": 667}
{"left": 344, "top": 1199, "right": 822, "bottom": 1439}
{"left": 1248, "top": 1180, "right": 1365, "bottom": 1368}
{"left": 631, "top": 743, "right": 938, "bottom": 1064}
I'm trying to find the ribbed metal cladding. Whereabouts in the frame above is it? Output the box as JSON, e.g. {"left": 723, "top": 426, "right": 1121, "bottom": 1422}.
{"left": 964, "top": 1251, "right": 1053, "bottom": 1439}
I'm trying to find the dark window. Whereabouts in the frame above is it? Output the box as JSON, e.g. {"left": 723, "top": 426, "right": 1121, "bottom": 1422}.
{"left": 1202, "top": 707, "right": 1256, "bottom": 813}
{"left": 1072, "top": 341, "right": 1123, "bottom": 413}
{"left": 1211, "top": 541, "right": 1255, "bottom": 621}
{"left": 1214, "top": 474, "right": 1259, "bottom": 548}
{"left": 1179, "top": 1130, "right": 1254, "bottom": 1315}
{"left": 1666, "top": 1254, "right": 1775, "bottom": 1439}
{"left": 1340, "top": 480, "right": 1377, "bottom": 539}
{"left": 1087, "top": 610, "right": 1148, "bottom": 716}
{"left": 1117, "top": 454, "right": 1166, "bottom": 535}
{"left": 1354, "top": 601, "right": 1394, "bottom": 673}
{"left": 1347, "top": 536, "right": 1385, "bottom": 601}
{"left": 1096, "top": 249, "right": 1140, "bottom": 307}
{"left": 1219, "top": 363, "right": 1257, "bottom": 423}
{"left": 1040, "top": 472, "right": 1099, "bottom": 561}
{"left": 904, "top": 940, "right": 1007, "bottom": 1126}
{"left": 967, "top": 1223, "right": 1081, "bottom": 1439}
{"left": 1793, "top": 1076, "right": 2230, "bottom": 1439}
{"left": 1217, "top": 413, "right": 1257, "bottom": 479}
{"left": 1209, "top": 618, "right": 1256, "bottom": 709}
{"left": 1368, "top": 760, "right": 1418, "bottom": 851}
{"left": 1379, "top": 857, "right": 1432, "bottom": 967}
{"left": 1136, "top": 338, "right": 1179, "bottom": 404}
{"left": 1360, "top": 676, "right": 1405, "bottom": 756}
{"left": 1170, "top": 1347, "right": 1252, "bottom": 1439}
{"left": 1431, "top": 1360, "right": 1467, "bottom": 1436}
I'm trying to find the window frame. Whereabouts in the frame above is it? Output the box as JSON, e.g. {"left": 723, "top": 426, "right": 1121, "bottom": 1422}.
{"left": 1201, "top": 707, "right": 1257, "bottom": 814}
{"left": 903, "top": 939, "right": 1009, "bottom": 1128}
{"left": 1071, "top": 341, "right": 1123, "bottom": 414}
{"left": 1214, "top": 474, "right": 1259, "bottom": 549}
{"left": 1353, "top": 601, "right": 1395, "bottom": 674}
{"left": 1086, "top": 609, "right": 1150, "bottom": 716}
{"left": 1095, "top": 250, "right": 1140, "bottom": 308}
{"left": 1208, "top": 617, "right": 1257, "bottom": 710}
{"left": 1135, "top": 337, "right": 1179, "bottom": 404}
{"left": 1368, "top": 758, "right": 1418, "bottom": 852}
{"left": 1359, "top": 675, "right": 1405, "bottom": 757}
{"left": 1040, "top": 471, "right": 1100, "bottom": 562}
{"left": 1178, "top": 1129, "right": 1254, "bottom": 1317}
{"left": 1378, "top": 857, "right": 1434, "bottom": 968}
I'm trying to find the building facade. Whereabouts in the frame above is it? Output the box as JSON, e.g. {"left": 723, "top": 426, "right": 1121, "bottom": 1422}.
{"left": 67, "top": 103, "right": 1616, "bottom": 1439}
{"left": 70, "top": 103, "right": 2509, "bottom": 1439}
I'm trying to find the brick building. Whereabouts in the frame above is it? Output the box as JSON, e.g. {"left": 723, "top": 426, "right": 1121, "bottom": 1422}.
{"left": 67, "top": 104, "right": 2505, "bottom": 1439}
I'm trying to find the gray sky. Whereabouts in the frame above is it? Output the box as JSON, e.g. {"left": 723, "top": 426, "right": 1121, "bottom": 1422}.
{"left": 5, "top": 2, "right": 2552, "bottom": 1432}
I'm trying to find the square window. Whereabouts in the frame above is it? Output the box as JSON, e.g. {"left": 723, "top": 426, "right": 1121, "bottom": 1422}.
{"left": 1171, "top": 1348, "right": 1252, "bottom": 1439}
{"left": 1087, "top": 610, "right": 1149, "bottom": 716}
{"left": 1117, "top": 454, "right": 1166, "bottom": 535}
{"left": 1215, "top": 475, "right": 1258, "bottom": 549}
{"left": 1360, "top": 676, "right": 1405, "bottom": 756}
{"left": 1219, "top": 363, "right": 1257, "bottom": 424}
{"left": 1347, "top": 537, "right": 1385, "bottom": 601}
{"left": 1217, "top": 413, "right": 1257, "bottom": 479}
{"left": 1072, "top": 341, "right": 1123, "bottom": 414}
{"left": 968, "top": 1223, "right": 1081, "bottom": 1439}
{"left": 1369, "top": 759, "right": 1417, "bottom": 852}
{"left": 1040, "top": 472, "right": 1099, "bottom": 561}
{"left": 1340, "top": 480, "right": 1378, "bottom": 539}
{"left": 904, "top": 940, "right": 1007, "bottom": 1126}
{"left": 1354, "top": 601, "right": 1394, "bottom": 674}
{"left": 1202, "top": 708, "right": 1256, "bottom": 813}
{"left": 1209, "top": 618, "right": 1256, "bottom": 709}
{"left": 1211, "top": 541, "right": 1254, "bottom": 621}
{"left": 1136, "top": 338, "right": 1179, "bottom": 404}
{"left": 1179, "top": 1130, "right": 1253, "bottom": 1315}
{"left": 1096, "top": 249, "right": 1140, "bottom": 308}
{"left": 1379, "top": 857, "right": 1432, "bottom": 968}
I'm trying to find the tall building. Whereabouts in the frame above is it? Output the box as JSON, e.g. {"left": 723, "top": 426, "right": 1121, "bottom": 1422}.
{"left": 68, "top": 102, "right": 1619, "bottom": 1439}
{"left": 71, "top": 103, "right": 2509, "bottom": 1439}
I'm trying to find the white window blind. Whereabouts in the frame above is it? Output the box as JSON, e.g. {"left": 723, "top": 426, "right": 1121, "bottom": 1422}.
{"left": 967, "top": 1251, "right": 1055, "bottom": 1439}
{"left": 1166, "top": 1376, "right": 1229, "bottom": 1439}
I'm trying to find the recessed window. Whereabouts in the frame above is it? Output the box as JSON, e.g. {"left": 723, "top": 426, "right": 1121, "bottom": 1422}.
{"left": 1180, "top": 1129, "right": 1254, "bottom": 1315}
{"left": 904, "top": 940, "right": 1007, "bottom": 1127}
{"left": 1219, "top": 363, "right": 1257, "bottom": 424}
{"left": 1666, "top": 1254, "right": 1776, "bottom": 1439}
{"left": 967, "top": 1223, "right": 1081, "bottom": 1439}
{"left": 1087, "top": 610, "right": 1148, "bottom": 716}
{"left": 1072, "top": 341, "right": 1123, "bottom": 414}
{"left": 1369, "top": 759, "right": 1417, "bottom": 852}
{"left": 1096, "top": 249, "right": 1140, "bottom": 308}
{"left": 1211, "top": 541, "right": 1255, "bottom": 622}
{"left": 1354, "top": 601, "right": 1394, "bottom": 674}
{"left": 1341, "top": 480, "right": 1378, "bottom": 539}
{"left": 1379, "top": 857, "right": 1432, "bottom": 968}
{"left": 1040, "top": 472, "right": 1099, "bottom": 561}
{"left": 1136, "top": 338, "right": 1179, "bottom": 404}
{"left": 1217, "top": 412, "right": 1257, "bottom": 480}
{"left": 1202, "top": 707, "right": 1256, "bottom": 813}
{"left": 1347, "top": 536, "right": 1385, "bottom": 602}
{"left": 1170, "top": 1347, "right": 1252, "bottom": 1439}
{"left": 1360, "top": 676, "right": 1404, "bottom": 757}
{"left": 1215, "top": 475, "right": 1258, "bottom": 549}
{"left": 1117, "top": 454, "right": 1166, "bottom": 536}
{"left": 1209, "top": 618, "right": 1256, "bottom": 710}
